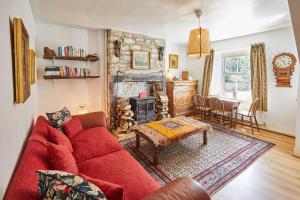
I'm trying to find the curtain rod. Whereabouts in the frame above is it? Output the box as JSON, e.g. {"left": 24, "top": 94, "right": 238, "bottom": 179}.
{"left": 214, "top": 47, "right": 250, "bottom": 54}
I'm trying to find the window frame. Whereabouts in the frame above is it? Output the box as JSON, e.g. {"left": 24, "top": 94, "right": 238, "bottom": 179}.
{"left": 221, "top": 50, "right": 251, "bottom": 99}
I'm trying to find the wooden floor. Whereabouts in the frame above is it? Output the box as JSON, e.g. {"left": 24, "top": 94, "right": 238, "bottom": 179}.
{"left": 212, "top": 125, "right": 300, "bottom": 200}
{"left": 116, "top": 119, "right": 300, "bottom": 199}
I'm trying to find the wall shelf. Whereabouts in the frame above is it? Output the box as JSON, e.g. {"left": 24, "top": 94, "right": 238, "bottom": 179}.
{"left": 43, "top": 55, "right": 99, "bottom": 62}
{"left": 43, "top": 75, "right": 100, "bottom": 80}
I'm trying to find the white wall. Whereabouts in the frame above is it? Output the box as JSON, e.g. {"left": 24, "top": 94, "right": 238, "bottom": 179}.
{"left": 186, "top": 56, "right": 205, "bottom": 90}
{"left": 165, "top": 42, "right": 205, "bottom": 86}
{"left": 0, "top": 0, "right": 37, "bottom": 197}
{"left": 165, "top": 43, "right": 187, "bottom": 79}
{"left": 35, "top": 23, "right": 106, "bottom": 115}
{"left": 189, "top": 27, "right": 299, "bottom": 135}
{"left": 288, "top": 0, "right": 300, "bottom": 156}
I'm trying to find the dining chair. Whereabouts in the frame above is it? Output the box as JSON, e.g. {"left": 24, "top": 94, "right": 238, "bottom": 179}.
{"left": 236, "top": 98, "right": 260, "bottom": 134}
{"left": 209, "top": 97, "right": 233, "bottom": 127}
{"left": 193, "top": 94, "right": 211, "bottom": 120}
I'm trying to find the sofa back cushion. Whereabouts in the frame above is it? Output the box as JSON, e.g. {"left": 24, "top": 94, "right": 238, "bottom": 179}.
{"left": 29, "top": 116, "right": 50, "bottom": 144}
{"left": 63, "top": 117, "right": 83, "bottom": 139}
{"left": 48, "top": 126, "right": 73, "bottom": 152}
{"left": 72, "top": 112, "right": 106, "bottom": 129}
{"left": 47, "top": 143, "right": 78, "bottom": 174}
{"left": 4, "top": 116, "right": 50, "bottom": 200}
{"left": 71, "top": 127, "right": 122, "bottom": 163}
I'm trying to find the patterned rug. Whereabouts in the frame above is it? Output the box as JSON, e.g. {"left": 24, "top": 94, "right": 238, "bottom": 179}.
{"left": 123, "top": 125, "right": 274, "bottom": 195}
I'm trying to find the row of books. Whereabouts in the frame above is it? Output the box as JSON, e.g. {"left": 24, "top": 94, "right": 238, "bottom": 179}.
{"left": 57, "top": 46, "right": 85, "bottom": 57}
{"left": 44, "top": 66, "right": 91, "bottom": 77}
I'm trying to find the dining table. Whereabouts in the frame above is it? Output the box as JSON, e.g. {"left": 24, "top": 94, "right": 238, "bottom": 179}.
{"left": 205, "top": 96, "right": 241, "bottom": 128}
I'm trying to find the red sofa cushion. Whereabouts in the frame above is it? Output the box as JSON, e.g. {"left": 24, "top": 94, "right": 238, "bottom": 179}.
{"left": 78, "top": 150, "right": 160, "bottom": 200}
{"left": 72, "top": 112, "right": 106, "bottom": 129}
{"left": 4, "top": 117, "right": 50, "bottom": 200}
{"left": 28, "top": 116, "right": 50, "bottom": 145}
{"left": 48, "top": 126, "right": 73, "bottom": 152}
{"left": 32, "top": 116, "right": 50, "bottom": 135}
{"left": 48, "top": 143, "right": 78, "bottom": 174}
{"left": 80, "top": 173, "right": 124, "bottom": 200}
{"left": 71, "top": 127, "right": 122, "bottom": 162}
{"left": 63, "top": 118, "right": 83, "bottom": 139}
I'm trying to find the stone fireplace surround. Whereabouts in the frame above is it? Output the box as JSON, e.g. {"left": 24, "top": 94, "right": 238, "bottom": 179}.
{"left": 106, "top": 30, "right": 166, "bottom": 129}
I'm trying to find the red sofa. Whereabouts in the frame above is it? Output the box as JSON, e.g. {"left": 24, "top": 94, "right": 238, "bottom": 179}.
{"left": 4, "top": 112, "right": 211, "bottom": 200}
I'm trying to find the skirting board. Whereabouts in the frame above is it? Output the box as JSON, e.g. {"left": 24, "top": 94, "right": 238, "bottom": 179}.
{"left": 238, "top": 118, "right": 295, "bottom": 137}
{"left": 262, "top": 126, "right": 295, "bottom": 137}
{"left": 294, "top": 147, "right": 300, "bottom": 158}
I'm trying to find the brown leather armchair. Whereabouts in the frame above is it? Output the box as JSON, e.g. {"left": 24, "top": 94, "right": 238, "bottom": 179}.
{"left": 143, "top": 177, "right": 211, "bottom": 200}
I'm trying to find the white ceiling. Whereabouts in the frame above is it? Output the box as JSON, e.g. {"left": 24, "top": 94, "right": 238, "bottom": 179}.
{"left": 30, "top": 0, "right": 292, "bottom": 44}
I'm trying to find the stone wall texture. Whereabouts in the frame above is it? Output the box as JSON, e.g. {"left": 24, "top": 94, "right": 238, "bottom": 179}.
{"left": 107, "top": 30, "right": 165, "bottom": 75}
{"left": 107, "top": 29, "right": 166, "bottom": 129}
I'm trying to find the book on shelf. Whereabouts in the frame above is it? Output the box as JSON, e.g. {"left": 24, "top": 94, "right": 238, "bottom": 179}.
{"left": 44, "top": 66, "right": 91, "bottom": 77}
{"left": 44, "top": 66, "right": 61, "bottom": 76}
{"left": 57, "top": 46, "right": 85, "bottom": 57}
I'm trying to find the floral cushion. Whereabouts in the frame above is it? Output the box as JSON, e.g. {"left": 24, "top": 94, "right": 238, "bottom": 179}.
{"left": 46, "top": 107, "right": 72, "bottom": 131}
{"left": 36, "top": 170, "right": 106, "bottom": 200}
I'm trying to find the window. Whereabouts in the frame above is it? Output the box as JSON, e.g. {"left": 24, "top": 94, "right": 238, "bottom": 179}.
{"left": 222, "top": 52, "right": 251, "bottom": 108}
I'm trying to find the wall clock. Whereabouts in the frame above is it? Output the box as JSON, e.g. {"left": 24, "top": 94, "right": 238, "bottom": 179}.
{"left": 272, "top": 52, "right": 296, "bottom": 87}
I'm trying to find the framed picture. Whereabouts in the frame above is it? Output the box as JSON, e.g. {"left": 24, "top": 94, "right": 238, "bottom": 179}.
{"left": 13, "top": 18, "right": 30, "bottom": 104}
{"left": 132, "top": 50, "right": 151, "bottom": 70}
{"left": 29, "top": 49, "right": 36, "bottom": 85}
{"left": 182, "top": 70, "right": 189, "bottom": 80}
{"left": 169, "top": 54, "right": 179, "bottom": 69}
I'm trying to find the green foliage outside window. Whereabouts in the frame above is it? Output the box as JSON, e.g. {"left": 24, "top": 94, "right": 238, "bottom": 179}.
{"left": 223, "top": 54, "right": 250, "bottom": 92}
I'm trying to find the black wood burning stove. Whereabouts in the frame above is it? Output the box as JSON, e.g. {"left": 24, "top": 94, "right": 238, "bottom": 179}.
{"left": 130, "top": 96, "right": 156, "bottom": 124}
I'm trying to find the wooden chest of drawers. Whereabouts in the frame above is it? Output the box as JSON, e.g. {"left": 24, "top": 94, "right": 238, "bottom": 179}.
{"left": 166, "top": 80, "right": 198, "bottom": 117}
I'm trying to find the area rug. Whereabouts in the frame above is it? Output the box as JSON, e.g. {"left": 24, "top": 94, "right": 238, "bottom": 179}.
{"left": 123, "top": 125, "right": 274, "bottom": 195}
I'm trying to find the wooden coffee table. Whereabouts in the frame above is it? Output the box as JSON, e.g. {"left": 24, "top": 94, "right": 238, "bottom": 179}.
{"left": 134, "top": 116, "right": 212, "bottom": 166}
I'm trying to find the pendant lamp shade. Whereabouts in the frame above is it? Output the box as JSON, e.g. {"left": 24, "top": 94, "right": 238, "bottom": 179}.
{"left": 187, "top": 28, "right": 211, "bottom": 58}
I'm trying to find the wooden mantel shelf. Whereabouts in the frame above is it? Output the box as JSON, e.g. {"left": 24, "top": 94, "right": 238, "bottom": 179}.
{"left": 43, "top": 75, "right": 100, "bottom": 80}
{"left": 43, "top": 55, "right": 99, "bottom": 62}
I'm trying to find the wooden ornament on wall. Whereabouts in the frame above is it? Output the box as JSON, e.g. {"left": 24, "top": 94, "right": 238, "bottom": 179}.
{"left": 113, "top": 40, "right": 121, "bottom": 57}
{"left": 272, "top": 52, "right": 296, "bottom": 87}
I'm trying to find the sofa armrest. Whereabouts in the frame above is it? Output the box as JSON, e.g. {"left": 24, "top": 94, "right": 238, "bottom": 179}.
{"left": 72, "top": 111, "right": 106, "bottom": 130}
{"left": 143, "top": 177, "right": 211, "bottom": 200}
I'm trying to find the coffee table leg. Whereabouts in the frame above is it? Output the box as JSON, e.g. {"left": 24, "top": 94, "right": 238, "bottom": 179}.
{"left": 203, "top": 130, "right": 208, "bottom": 145}
{"left": 153, "top": 146, "right": 159, "bottom": 166}
{"left": 136, "top": 133, "right": 140, "bottom": 149}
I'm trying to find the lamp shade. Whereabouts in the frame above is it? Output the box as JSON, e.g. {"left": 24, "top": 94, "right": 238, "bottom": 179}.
{"left": 78, "top": 104, "right": 88, "bottom": 114}
{"left": 187, "top": 28, "right": 211, "bottom": 58}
